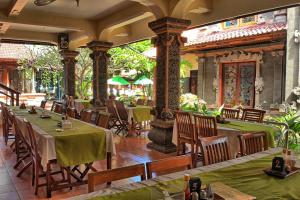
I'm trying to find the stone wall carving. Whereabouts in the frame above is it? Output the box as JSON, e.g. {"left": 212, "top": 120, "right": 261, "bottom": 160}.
{"left": 213, "top": 50, "right": 263, "bottom": 107}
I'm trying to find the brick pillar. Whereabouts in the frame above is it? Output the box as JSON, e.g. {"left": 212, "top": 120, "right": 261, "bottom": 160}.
{"left": 60, "top": 50, "right": 79, "bottom": 97}
{"left": 87, "top": 41, "right": 113, "bottom": 105}
{"left": 149, "top": 17, "right": 191, "bottom": 119}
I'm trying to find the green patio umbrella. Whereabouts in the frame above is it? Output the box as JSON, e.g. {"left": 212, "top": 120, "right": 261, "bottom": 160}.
{"left": 133, "top": 76, "right": 153, "bottom": 85}
{"left": 107, "top": 76, "right": 130, "bottom": 85}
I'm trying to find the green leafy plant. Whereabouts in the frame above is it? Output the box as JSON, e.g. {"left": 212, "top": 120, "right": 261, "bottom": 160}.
{"left": 270, "top": 111, "right": 300, "bottom": 149}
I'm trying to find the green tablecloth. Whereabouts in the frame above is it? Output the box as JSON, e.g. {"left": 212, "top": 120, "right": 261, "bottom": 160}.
{"left": 132, "top": 106, "right": 151, "bottom": 123}
{"left": 219, "top": 120, "right": 280, "bottom": 148}
{"left": 12, "top": 108, "right": 106, "bottom": 167}
{"left": 89, "top": 153, "right": 300, "bottom": 200}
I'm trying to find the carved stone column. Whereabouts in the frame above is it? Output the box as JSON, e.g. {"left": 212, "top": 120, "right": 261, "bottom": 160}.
{"left": 87, "top": 41, "right": 113, "bottom": 105}
{"left": 149, "top": 17, "right": 191, "bottom": 119}
{"left": 60, "top": 50, "right": 79, "bottom": 97}
{"left": 147, "top": 17, "right": 191, "bottom": 153}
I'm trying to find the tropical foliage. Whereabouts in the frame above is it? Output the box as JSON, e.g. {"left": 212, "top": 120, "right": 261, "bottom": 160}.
{"left": 108, "top": 40, "right": 155, "bottom": 79}
{"left": 270, "top": 111, "right": 300, "bottom": 150}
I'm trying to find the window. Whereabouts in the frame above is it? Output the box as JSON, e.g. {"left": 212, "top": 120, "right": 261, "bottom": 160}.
{"left": 223, "top": 15, "right": 257, "bottom": 29}
{"left": 240, "top": 15, "right": 257, "bottom": 26}
{"left": 223, "top": 19, "right": 238, "bottom": 29}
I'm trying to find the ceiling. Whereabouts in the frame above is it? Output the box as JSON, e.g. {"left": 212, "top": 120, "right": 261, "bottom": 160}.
{"left": 24, "top": 0, "right": 134, "bottom": 19}
{"left": 0, "top": 0, "right": 299, "bottom": 48}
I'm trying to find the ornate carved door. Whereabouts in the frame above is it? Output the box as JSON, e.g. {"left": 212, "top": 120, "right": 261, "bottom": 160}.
{"left": 221, "top": 62, "right": 255, "bottom": 107}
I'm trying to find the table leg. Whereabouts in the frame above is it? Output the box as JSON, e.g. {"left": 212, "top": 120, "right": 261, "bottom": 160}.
{"left": 107, "top": 152, "right": 112, "bottom": 185}
{"left": 107, "top": 152, "right": 112, "bottom": 170}
{"left": 46, "top": 163, "right": 51, "bottom": 198}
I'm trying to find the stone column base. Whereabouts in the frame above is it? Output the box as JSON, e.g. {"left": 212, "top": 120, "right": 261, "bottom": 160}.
{"left": 147, "top": 119, "right": 176, "bottom": 154}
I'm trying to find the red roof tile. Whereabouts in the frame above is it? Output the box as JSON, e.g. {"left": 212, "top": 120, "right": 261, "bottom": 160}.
{"left": 184, "top": 22, "right": 287, "bottom": 46}
{"left": 0, "top": 43, "right": 31, "bottom": 59}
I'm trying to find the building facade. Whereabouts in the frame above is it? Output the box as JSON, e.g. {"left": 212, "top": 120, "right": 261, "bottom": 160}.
{"left": 181, "top": 8, "right": 297, "bottom": 109}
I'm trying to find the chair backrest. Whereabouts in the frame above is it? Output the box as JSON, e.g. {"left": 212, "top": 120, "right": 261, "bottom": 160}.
{"left": 96, "top": 111, "right": 111, "bottom": 128}
{"left": 238, "top": 132, "right": 267, "bottom": 156}
{"left": 222, "top": 108, "right": 240, "bottom": 119}
{"left": 40, "top": 100, "right": 47, "bottom": 109}
{"left": 146, "top": 100, "right": 154, "bottom": 107}
{"left": 106, "top": 100, "right": 118, "bottom": 119}
{"left": 241, "top": 108, "right": 266, "bottom": 123}
{"left": 115, "top": 100, "right": 128, "bottom": 121}
{"left": 88, "top": 164, "right": 146, "bottom": 193}
{"left": 200, "top": 136, "right": 231, "bottom": 166}
{"left": 136, "top": 99, "right": 145, "bottom": 106}
{"left": 23, "top": 119, "right": 39, "bottom": 160}
{"left": 175, "top": 111, "right": 194, "bottom": 141}
{"left": 68, "top": 96, "right": 75, "bottom": 108}
{"left": 80, "top": 110, "right": 92, "bottom": 123}
{"left": 146, "top": 155, "right": 192, "bottom": 179}
{"left": 54, "top": 104, "right": 63, "bottom": 114}
{"left": 50, "top": 101, "right": 56, "bottom": 111}
{"left": 66, "top": 107, "right": 76, "bottom": 118}
{"left": 193, "top": 114, "right": 217, "bottom": 138}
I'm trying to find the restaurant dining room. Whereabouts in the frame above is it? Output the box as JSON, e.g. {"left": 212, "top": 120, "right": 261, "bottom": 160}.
{"left": 0, "top": 0, "right": 300, "bottom": 199}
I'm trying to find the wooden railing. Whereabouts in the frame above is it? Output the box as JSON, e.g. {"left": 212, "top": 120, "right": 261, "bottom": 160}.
{"left": 0, "top": 83, "right": 20, "bottom": 106}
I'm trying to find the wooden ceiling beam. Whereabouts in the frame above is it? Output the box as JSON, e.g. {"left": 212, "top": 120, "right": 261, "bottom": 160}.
{"left": 0, "top": 22, "right": 10, "bottom": 34}
{"left": 8, "top": 0, "right": 30, "bottom": 16}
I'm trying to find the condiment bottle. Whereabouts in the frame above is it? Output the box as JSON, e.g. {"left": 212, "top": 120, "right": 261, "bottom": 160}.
{"left": 183, "top": 174, "right": 190, "bottom": 200}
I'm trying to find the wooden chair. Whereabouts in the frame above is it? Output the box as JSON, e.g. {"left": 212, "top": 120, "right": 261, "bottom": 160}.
{"left": 68, "top": 96, "right": 75, "bottom": 108}
{"left": 222, "top": 108, "right": 240, "bottom": 119}
{"left": 238, "top": 132, "right": 268, "bottom": 156}
{"left": 193, "top": 114, "right": 218, "bottom": 167}
{"left": 241, "top": 108, "right": 266, "bottom": 123}
{"left": 1, "top": 104, "right": 14, "bottom": 145}
{"left": 200, "top": 136, "right": 231, "bottom": 166}
{"left": 50, "top": 101, "right": 56, "bottom": 111}
{"left": 136, "top": 99, "right": 145, "bottom": 106}
{"left": 146, "top": 155, "right": 192, "bottom": 179}
{"left": 40, "top": 100, "right": 47, "bottom": 109}
{"left": 175, "top": 111, "right": 195, "bottom": 164}
{"left": 115, "top": 100, "right": 131, "bottom": 135}
{"left": 88, "top": 164, "right": 146, "bottom": 193}
{"left": 23, "top": 119, "right": 71, "bottom": 195}
{"left": 96, "top": 111, "right": 111, "bottom": 129}
{"left": 106, "top": 100, "right": 121, "bottom": 130}
{"left": 146, "top": 100, "right": 154, "bottom": 107}
{"left": 53, "top": 103, "right": 63, "bottom": 114}
{"left": 80, "top": 110, "right": 92, "bottom": 123}
{"left": 11, "top": 114, "right": 32, "bottom": 177}
{"left": 66, "top": 107, "right": 76, "bottom": 118}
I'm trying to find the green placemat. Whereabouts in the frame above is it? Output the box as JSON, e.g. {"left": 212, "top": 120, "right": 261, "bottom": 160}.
{"left": 13, "top": 107, "right": 106, "bottom": 167}
{"left": 219, "top": 121, "right": 280, "bottom": 147}
{"left": 132, "top": 106, "right": 151, "bottom": 123}
{"left": 90, "top": 153, "right": 300, "bottom": 200}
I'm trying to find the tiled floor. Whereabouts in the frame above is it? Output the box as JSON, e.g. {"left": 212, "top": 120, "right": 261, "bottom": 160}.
{"left": 0, "top": 131, "right": 176, "bottom": 200}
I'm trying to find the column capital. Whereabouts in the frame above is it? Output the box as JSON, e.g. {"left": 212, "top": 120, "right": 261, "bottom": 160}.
{"left": 60, "top": 49, "right": 79, "bottom": 59}
{"left": 87, "top": 41, "right": 113, "bottom": 52}
{"left": 148, "top": 17, "right": 191, "bottom": 35}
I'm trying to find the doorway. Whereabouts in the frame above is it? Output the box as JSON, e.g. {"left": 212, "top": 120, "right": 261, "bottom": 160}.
{"left": 221, "top": 62, "right": 256, "bottom": 107}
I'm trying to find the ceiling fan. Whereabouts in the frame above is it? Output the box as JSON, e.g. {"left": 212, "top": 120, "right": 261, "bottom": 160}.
{"left": 34, "top": 0, "right": 80, "bottom": 7}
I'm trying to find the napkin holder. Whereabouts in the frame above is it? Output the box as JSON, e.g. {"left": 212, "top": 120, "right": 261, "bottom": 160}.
{"left": 19, "top": 103, "right": 26, "bottom": 109}
{"left": 62, "top": 120, "right": 72, "bottom": 129}
{"left": 28, "top": 106, "right": 37, "bottom": 114}
{"left": 264, "top": 156, "right": 300, "bottom": 179}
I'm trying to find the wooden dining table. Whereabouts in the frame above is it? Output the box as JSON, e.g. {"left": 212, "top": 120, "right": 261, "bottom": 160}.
{"left": 172, "top": 119, "right": 281, "bottom": 157}
{"left": 11, "top": 106, "right": 116, "bottom": 198}
{"left": 68, "top": 148, "right": 300, "bottom": 200}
